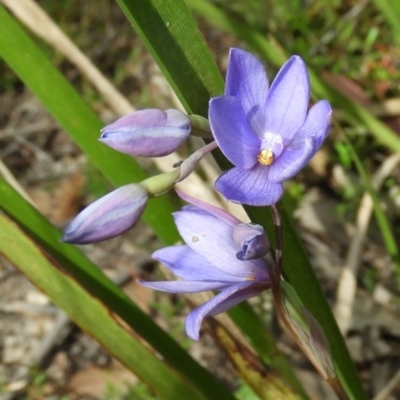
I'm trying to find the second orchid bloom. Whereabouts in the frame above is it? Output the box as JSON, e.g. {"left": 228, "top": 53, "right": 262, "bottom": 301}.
{"left": 138, "top": 191, "right": 271, "bottom": 340}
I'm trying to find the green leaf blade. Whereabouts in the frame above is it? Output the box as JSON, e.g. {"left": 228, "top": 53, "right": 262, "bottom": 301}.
{"left": 0, "top": 214, "right": 208, "bottom": 400}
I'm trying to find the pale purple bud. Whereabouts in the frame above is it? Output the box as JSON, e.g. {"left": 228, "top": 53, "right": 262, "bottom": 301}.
{"left": 61, "top": 184, "right": 148, "bottom": 244}
{"left": 99, "top": 109, "right": 190, "bottom": 157}
{"left": 233, "top": 223, "right": 270, "bottom": 260}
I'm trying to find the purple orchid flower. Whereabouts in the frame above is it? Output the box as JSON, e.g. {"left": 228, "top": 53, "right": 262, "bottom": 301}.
{"left": 100, "top": 109, "right": 190, "bottom": 157}
{"left": 138, "top": 191, "right": 270, "bottom": 340}
{"left": 209, "top": 48, "right": 332, "bottom": 206}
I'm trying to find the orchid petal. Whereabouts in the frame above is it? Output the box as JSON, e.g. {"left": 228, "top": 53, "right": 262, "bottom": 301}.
{"left": 173, "top": 207, "right": 268, "bottom": 280}
{"left": 225, "top": 48, "right": 269, "bottom": 135}
{"left": 185, "top": 281, "right": 267, "bottom": 340}
{"left": 209, "top": 96, "right": 260, "bottom": 169}
{"left": 153, "top": 245, "right": 244, "bottom": 282}
{"left": 268, "top": 100, "right": 332, "bottom": 182}
{"left": 267, "top": 137, "right": 314, "bottom": 182}
{"left": 264, "top": 56, "right": 310, "bottom": 141}
{"left": 137, "top": 280, "right": 233, "bottom": 293}
{"left": 215, "top": 165, "right": 284, "bottom": 206}
{"left": 176, "top": 190, "right": 241, "bottom": 226}
{"left": 293, "top": 100, "right": 332, "bottom": 148}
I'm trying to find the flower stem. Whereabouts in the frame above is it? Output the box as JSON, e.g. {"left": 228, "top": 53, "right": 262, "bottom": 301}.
{"left": 328, "top": 377, "right": 351, "bottom": 400}
{"left": 270, "top": 202, "right": 283, "bottom": 276}
{"left": 267, "top": 203, "right": 349, "bottom": 400}
{"left": 175, "top": 141, "right": 218, "bottom": 182}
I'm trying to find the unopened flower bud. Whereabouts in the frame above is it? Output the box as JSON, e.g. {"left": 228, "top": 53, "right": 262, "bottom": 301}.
{"left": 233, "top": 223, "right": 270, "bottom": 260}
{"left": 61, "top": 184, "right": 148, "bottom": 244}
{"left": 99, "top": 109, "right": 190, "bottom": 157}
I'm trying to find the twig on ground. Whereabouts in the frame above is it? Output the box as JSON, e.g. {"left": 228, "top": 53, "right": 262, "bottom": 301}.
{"left": 372, "top": 369, "right": 400, "bottom": 400}
{"left": 0, "top": 159, "right": 36, "bottom": 207}
{"left": 334, "top": 153, "right": 400, "bottom": 334}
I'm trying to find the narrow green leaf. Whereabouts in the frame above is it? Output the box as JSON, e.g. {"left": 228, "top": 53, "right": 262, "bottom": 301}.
{"left": 228, "top": 304, "right": 309, "bottom": 399}
{"left": 117, "top": 0, "right": 367, "bottom": 398}
{"left": 208, "top": 319, "right": 302, "bottom": 400}
{"left": 0, "top": 4, "right": 178, "bottom": 245}
{"left": 0, "top": 214, "right": 207, "bottom": 400}
{"left": 371, "top": 0, "right": 400, "bottom": 43}
{"left": 115, "top": 0, "right": 224, "bottom": 116}
{"left": 0, "top": 177, "right": 237, "bottom": 400}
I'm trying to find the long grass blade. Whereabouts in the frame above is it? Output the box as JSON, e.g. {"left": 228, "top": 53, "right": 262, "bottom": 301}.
{"left": 116, "top": 0, "right": 367, "bottom": 398}
{"left": 0, "top": 214, "right": 208, "bottom": 400}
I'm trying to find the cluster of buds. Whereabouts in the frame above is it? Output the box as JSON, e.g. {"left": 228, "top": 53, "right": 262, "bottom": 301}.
{"left": 62, "top": 109, "right": 214, "bottom": 244}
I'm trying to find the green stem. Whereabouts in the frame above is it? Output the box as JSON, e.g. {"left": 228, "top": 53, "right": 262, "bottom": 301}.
{"left": 268, "top": 204, "right": 349, "bottom": 400}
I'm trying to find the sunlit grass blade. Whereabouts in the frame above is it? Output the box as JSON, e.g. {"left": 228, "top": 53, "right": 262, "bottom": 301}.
{"left": 0, "top": 4, "right": 178, "bottom": 245}
{"left": 0, "top": 214, "right": 209, "bottom": 400}
{"left": 117, "top": 0, "right": 367, "bottom": 398}
{"left": 0, "top": 177, "right": 237, "bottom": 400}
{"left": 186, "top": 0, "right": 400, "bottom": 154}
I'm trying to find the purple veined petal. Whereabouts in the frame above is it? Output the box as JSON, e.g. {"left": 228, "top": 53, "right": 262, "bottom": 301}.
{"left": 137, "top": 280, "right": 234, "bottom": 293}
{"left": 153, "top": 245, "right": 244, "bottom": 282}
{"left": 267, "top": 137, "right": 315, "bottom": 182}
{"left": 99, "top": 109, "right": 190, "bottom": 157}
{"left": 225, "top": 48, "right": 269, "bottom": 135}
{"left": 173, "top": 207, "right": 269, "bottom": 280}
{"left": 209, "top": 96, "right": 260, "bottom": 169}
{"left": 185, "top": 281, "right": 268, "bottom": 340}
{"left": 61, "top": 184, "right": 148, "bottom": 244}
{"left": 176, "top": 190, "right": 241, "bottom": 226}
{"left": 215, "top": 165, "right": 284, "bottom": 206}
{"left": 264, "top": 56, "right": 310, "bottom": 142}
{"left": 267, "top": 100, "right": 332, "bottom": 182}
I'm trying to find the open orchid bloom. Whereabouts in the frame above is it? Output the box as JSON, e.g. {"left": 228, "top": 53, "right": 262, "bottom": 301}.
{"left": 209, "top": 48, "right": 332, "bottom": 206}
{"left": 138, "top": 191, "right": 270, "bottom": 340}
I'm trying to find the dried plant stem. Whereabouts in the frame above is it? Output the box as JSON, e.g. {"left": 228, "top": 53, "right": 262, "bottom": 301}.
{"left": 334, "top": 153, "right": 400, "bottom": 334}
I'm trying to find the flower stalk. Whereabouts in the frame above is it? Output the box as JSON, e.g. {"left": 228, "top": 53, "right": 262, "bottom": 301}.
{"left": 266, "top": 203, "right": 349, "bottom": 400}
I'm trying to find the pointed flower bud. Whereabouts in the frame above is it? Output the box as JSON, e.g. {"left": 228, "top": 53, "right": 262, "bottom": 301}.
{"left": 99, "top": 109, "right": 191, "bottom": 157}
{"left": 233, "top": 223, "right": 270, "bottom": 260}
{"left": 61, "top": 184, "right": 148, "bottom": 244}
